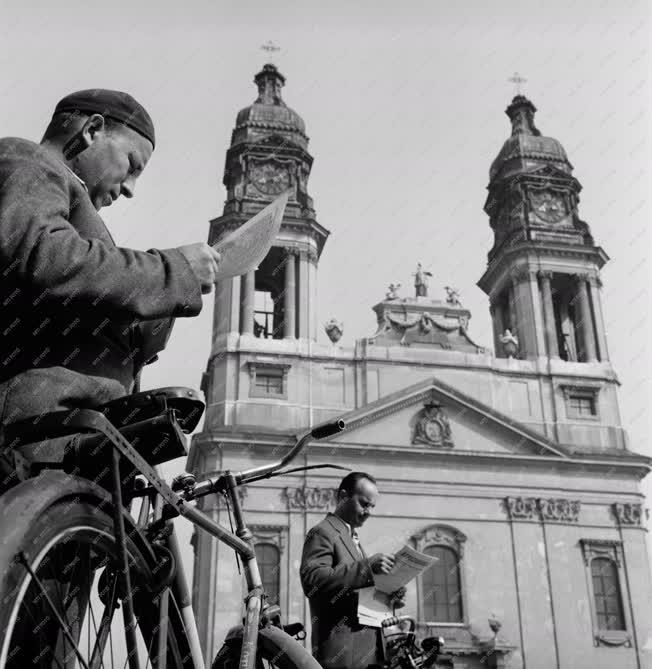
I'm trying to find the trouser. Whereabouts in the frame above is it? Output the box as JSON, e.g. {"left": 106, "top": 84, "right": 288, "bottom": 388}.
{"left": 314, "top": 622, "right": 384, "bottom": 669}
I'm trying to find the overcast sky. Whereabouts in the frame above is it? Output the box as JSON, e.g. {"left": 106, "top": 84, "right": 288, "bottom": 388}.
{"left": 1, "top": 0, "right": 650, "bottom": 577}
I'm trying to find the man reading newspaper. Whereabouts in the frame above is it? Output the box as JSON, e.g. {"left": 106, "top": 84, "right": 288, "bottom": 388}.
{"left": 0, "top": 88, "right": 287, "bottom": 427}
{"left": 300, "top": 472, "right": 409, "bottom": 669}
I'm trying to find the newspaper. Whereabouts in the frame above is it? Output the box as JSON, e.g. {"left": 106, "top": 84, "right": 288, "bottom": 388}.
{"left": 357, "top": 544, "right": 437, "bottom": 627}
{"left": 212, "top": 190, "right": 290, "bottom": 281}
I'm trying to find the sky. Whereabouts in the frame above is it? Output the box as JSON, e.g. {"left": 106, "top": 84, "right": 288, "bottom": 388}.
{"left": 1, "top": 0, "right": 650, "bottom": 579}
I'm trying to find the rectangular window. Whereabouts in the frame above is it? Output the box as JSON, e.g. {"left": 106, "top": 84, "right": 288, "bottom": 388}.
{"left": 568, "top": 394, "right": 596, "bottom": 417}
{"left": 561, "top": 384, "right": 600, "bottom": 420}
{"left": 255, "top": 371, "right": 283, "bottom": 395}
{"left": 248, "top": 362, "right": 290, "bottom": 400}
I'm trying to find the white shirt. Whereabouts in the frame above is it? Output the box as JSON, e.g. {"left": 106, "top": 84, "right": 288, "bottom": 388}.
{"left": 342, "top": 519, "right": 364, "bottom": 557}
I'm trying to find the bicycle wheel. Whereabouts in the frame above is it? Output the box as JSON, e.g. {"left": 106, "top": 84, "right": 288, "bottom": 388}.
{"left": 0, "top": 471, "right": 194, "bottom": 668}
{"left": 211, "top": 625, "right": 322, "bottom": 669}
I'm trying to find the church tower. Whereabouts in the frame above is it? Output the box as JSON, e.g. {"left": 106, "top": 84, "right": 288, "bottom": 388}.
{"left": 478, "top": 95, "right": 610, "bottom": 367}
{"left": 203, "top": 63, "right": 330, "bottom": 429}
{"left": 190, "top": 63, "right": 331, "bottom": 656}
{"left": 209, "top": 62, "right": 328, "bottom": 345}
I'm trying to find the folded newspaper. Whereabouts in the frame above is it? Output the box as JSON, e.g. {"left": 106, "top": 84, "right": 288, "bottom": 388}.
{"left": 357, "top": 544, "right": 437, "bottom": 627}
{"left": 212, "top": 190, "right": 291, "bottom": 281}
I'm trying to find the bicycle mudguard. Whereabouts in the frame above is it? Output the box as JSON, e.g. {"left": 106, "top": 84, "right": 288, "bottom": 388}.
{"left": 0, "top": 470, "right": 157, "bottom": 573}
{"left": 221, "top": 624, "right": 321, "bottom": 669}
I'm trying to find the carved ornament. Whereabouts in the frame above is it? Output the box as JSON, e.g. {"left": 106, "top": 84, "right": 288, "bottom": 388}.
{"left": 579, "top": 539, "right": 623, "bottom": 567}
{"left": 412, "top": 524, "right": 467, "bottom": 557}
{"left": 538, "top": 498, "right": 580, "bottom": 522}
{"left": 413, "top": 402, "right": 454, "bottom": 448}
{"left": 504, "top": 496, "right": 581, "bottom": 523}
{"left": 282, "top": 486, "right": 337, "bottom": 511}
{"left": 505, "top": 496, "right": 538, "bottom": 519}
{"left": 612, "top": 503, "right": 643, "bottom": 527}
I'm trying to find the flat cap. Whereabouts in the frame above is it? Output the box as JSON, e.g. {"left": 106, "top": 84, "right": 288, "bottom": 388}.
{"left": 53, "top": 88, "right": 155, "bottom": 148}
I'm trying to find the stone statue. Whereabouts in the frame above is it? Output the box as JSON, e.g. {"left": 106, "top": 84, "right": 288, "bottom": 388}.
{"left": 499, "top": 329, "right": 519, "bottom": 358}
{"left": 413, "top": 263, "right": 433, "bottom": 297}
{"left": 488, "top": 614, "right": 502, "bottom": 639}
{"left": 324, "top": 318, "right": 343, "bottom": 344}
{"left": 386, "top": 282, "right": 401, "bottom": 300}
{"left": 444, "top": 286, "right": 461, "bottom": 306}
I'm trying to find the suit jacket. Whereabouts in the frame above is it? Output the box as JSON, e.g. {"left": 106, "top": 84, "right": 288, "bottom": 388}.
{"left": 0, "top": 137, "right": 202, "bottom": 423}
{"left": 300, "top": 513, "right": 380, "bottom": 669}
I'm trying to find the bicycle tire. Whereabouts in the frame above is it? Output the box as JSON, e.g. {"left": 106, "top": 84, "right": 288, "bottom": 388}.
{"left": 211, "top": 625, "right": 322, "bottom": 669}
{"left": 0, "top": 470, "right": 194, "bottom": 668}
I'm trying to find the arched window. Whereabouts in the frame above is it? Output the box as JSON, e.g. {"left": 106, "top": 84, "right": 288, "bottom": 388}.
{"left": 421, "top": 545, "right": 463, "bottom": 623}
{"left": 255, "top": 542, "right": 280, "bottom": 605}
{"left": 580, "top": 538, "right": 631, "bottom": 648}
{"left": 412, "top": 525, "right": 467, "bottom": 625}
{"left": 591, "top": 557, "right": 625, "bottom": 631}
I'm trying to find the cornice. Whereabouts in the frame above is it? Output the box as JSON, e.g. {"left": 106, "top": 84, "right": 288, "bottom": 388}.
{"left": 478, "top": 243, "right": 609, "bottom": 295}
{"left": 190, "top": 435, "right": 651, "bottom": 478}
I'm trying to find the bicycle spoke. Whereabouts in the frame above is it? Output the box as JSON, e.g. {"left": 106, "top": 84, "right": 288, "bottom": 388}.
{"left": 16, "top": 552, "right": 90, "bottom": 669}
{"left": 90, "top": 570, "right": 119, "bottom": 669}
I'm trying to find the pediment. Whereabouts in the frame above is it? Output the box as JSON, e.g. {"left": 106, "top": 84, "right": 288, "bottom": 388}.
{"left": 521, "top": 164, "right": 579, "bottom": 186}
{"left": 329, "top": 377, "right": 568, "bottom": 459}
{"left": 258, "top": 134, "right": 301, "bottom": 149}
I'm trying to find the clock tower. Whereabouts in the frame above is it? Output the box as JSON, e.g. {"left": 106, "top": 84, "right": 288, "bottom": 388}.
{"left": 478, "top": 95, "right": 610, "bottom": 365}
{"left": 191, "top": 65, "right": 332, "bottom": 653}
{"left": 208, "top": 62, "right": 329, "bottom": 350}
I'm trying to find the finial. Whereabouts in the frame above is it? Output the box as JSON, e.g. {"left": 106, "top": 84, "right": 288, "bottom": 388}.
{"left": 261, "top": 40, "right": 281, "bottom": 64}
{"left": 509, "top": 72, "right": 527, "bottom": 96}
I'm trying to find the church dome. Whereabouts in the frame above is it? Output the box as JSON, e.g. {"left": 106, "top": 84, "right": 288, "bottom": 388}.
{"left": 489, "top": 95, "right": 572, "bottom": 182}
{"left": 232, "top": 64, "right": 308, "bottom": 149}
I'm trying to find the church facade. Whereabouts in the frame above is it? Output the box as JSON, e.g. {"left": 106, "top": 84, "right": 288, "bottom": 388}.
{"left": 188, "top": 63, "right": 652, "bottom": 669}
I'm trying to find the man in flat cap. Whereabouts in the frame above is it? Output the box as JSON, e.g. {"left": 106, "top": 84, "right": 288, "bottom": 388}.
{"left": 0, "top": 88, "right": 220, "bottom": 424}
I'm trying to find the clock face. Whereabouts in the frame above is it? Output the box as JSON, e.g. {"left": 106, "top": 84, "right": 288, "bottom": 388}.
{"left": 250, "top": 163, "right": 290, "bottom": 196}
{"left": 530, "top": 191, "right": 567, "bottom": 224}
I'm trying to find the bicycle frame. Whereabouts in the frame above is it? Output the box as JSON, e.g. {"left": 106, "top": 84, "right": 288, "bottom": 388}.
{"left": 25, "top": 408, "right": 344, "bottom": 669}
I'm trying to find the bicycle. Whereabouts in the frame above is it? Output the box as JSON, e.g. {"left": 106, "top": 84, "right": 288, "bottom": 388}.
{"left": 0, "top": 386, "right": 347, "bottom": 669}
{"left": 380, "top": 616, "right": 444, "bottom": 669}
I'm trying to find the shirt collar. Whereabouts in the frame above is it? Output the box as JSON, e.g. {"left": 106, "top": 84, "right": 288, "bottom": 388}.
{"left": 62, "top": 162, "right": 88, "bottom": 192}
{"left": 341, "top": 519, "right": 357, "bottom": 538}
{"left": 329, "top": 512, "right": 356, "bottom": 537}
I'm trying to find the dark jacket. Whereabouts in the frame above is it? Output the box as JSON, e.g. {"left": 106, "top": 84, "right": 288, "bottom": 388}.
{"left": 300, "top": 513, "right": 380, "bottom": 669}
{"left": 0, "top": 137, "right": 202, "bottom": 423}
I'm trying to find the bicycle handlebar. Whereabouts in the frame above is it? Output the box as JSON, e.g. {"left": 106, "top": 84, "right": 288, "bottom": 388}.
{"left": 310, "top": 419, "right": 345, "bottom": 440}
{"left": 236, "top": 419, "right": 346, "bottom": 484}
{"left": 184, "top": 419, "right": 346, "bottom": 500}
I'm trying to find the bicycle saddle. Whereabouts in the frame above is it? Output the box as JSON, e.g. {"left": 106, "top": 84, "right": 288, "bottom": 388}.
{"left": 99, "top": 387, "right": 205, "bottom": 434}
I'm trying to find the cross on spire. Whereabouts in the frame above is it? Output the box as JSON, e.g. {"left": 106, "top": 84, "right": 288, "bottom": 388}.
{"left": 261, "top": 40, "right": 280, "bottom": 64}
{"left": 509, "top": 72, "right": 527, "bottom": 96}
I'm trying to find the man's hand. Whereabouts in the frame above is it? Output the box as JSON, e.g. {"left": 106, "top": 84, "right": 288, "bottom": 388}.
{"left": 369, "top": 553, "right": 395, "bottom": 575}
{"left": 389, "top": 586, "right": 406, "bottom": 609}
{"left": 177, "top": 243, "right": 221, "bottom": 294}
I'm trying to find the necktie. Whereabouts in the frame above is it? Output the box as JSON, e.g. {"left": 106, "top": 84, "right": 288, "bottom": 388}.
{"left": 351, "top": 529, "right": 364, "bottom": 557}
